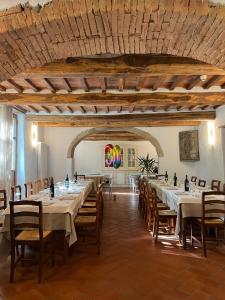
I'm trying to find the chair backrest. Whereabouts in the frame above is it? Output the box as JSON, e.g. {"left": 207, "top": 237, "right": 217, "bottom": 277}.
{"left": 151, "top": 187, "right": 159, "bottom": 218}
{"left": 42, "top": 178, "right": 49, "bottom": 189}
{"left": 191, "top": 176, "right": 197, "bottom": 183}
{"left": 24, "top": 182, "right": 33, "bottom": 198}
{"left": 0, "top": 189, "right": 7, "bottom": 210}
{"left": 11, "top": 185, "right": 22, "bottom": 201}
{"left": 198, "top": 179, "right": 206, "bottom": 187}
{"left": 201, "top": 191, "right": 225, "bottom": 221}
{"left": 211, "top": 180, "right": 221, "bottom": 191}
{"left": 34, "top": 180, "right": 42, "bottom": 194}
{"left": 9, "top": 200, "right": 43, "bottom": 242}
{"left": 77, "top": 175, "right": 86, "bottom": 179}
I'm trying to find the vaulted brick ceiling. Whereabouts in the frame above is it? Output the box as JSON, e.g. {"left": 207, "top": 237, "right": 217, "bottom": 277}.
{"left": 0, "top": 0, "right": 225, "bottom": 82}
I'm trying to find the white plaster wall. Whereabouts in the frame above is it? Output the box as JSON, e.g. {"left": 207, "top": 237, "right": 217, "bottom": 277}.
{"left": 74, "top": 140, "right": 157, "bottom": 174}
{"left": 0, "top": 0, "right": 52, "bottom": 10}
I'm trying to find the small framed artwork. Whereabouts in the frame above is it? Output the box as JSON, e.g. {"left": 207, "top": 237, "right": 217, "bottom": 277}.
{"left": 179, "top": 130, "right": 200, "bottom": 161}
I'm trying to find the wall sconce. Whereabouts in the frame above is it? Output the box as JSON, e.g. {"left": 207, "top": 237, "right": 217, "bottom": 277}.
{"left": 32, "top": 124, "right": 38, "bottom": 147}
{"left": 208, "top": 121, "right": 215, "bottom": 145}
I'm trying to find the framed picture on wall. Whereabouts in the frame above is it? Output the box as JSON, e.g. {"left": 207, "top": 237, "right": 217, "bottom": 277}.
{"left": 179, "top": 130, "right": 200, "bottom": 161}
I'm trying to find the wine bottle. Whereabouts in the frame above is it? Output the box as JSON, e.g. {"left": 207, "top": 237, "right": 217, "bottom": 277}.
{"left": 184, "top": 175, "right": 189, "bottom": 192}
{"left": 65, "top": 174, "right": 69, "bottom": 188}
{"left": 165, "top": 171, "right": 168, "bottom": 182}
{"left": 49, "top": 177, "right": 55, "bottom": 198}
{"left": 173, "top": 173, "right": 177, "bottom": 186}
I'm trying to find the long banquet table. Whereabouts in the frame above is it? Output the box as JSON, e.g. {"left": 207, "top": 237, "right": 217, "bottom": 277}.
{"left": 2, "top": 179, "right": 93, "bottom": 246}
{"left": 148, "top": 179, "right": 215, "bottom": 246}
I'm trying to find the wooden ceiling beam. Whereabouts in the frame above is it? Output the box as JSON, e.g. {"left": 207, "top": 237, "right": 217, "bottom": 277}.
{"left": 28, "top": 105, "right": 39, "bottom": 113}
{"left": 0, "top": 84, "right": 6, "bottom": 92}
{"left": 43, "top": 78, "right": 56, "bottom": 93}
{"left": 18, "top": 56, "right": 225, "bottom": 78}
{"left": 117, "top": 106, "right": 122, "bottom": 113}
{"left": 177, "top": 106, "right": 186, "bottom": 111}
{"left": 41, "top": 105, "right": 51, "bottom": 113}
{"left": 55, "top": 106, "right": 63, "bottom": 113}
{"left": 7, "top": 79, "right": 23, "bottom": 93}
{"left": 105, "top": 106, "right": 109, "bottom": 113}
{"left": 2, "top": 92, "right": 225, "bottom": 107}
{"left": 168, "top": 76, "right": 181, "bottom": 90}
{"left": 93, "top": 106, "right": 97, "bottom": 113}
{"left": 24, "top": 78, "right": 40, "bottom": 92}
{"left": 186, "top": 76, "right": 201, "bottom": 90}
{"left": 26, "top": 111, "right": 215, "bottom": 128}
{"left": 189, "top": 105, "right": 201, "bottom": 111}
{"left": 80, "top": 77, "right": 89, "bottom": 92}
{"left": 67, "top": 106, "right": 74, "bottom": 113}
{"left": 34, "top": 120, "right": 201, "bottom": 128}
{"left": 118, "top": 78, "right": 124, "bottom": 92}
{"left": 14, "top": 105, "right": 27, "bottom": 113}
{"left": 152, "top": 76, "right": 164, "bottom": 91}
{"left": 62, "top": 78, "right": 73, "bottom": 92}
{"left": 203, "top": 75, "right": 221, "bottom": 89}
{"left": 100, "top": 78, "right": 107, "bottom": 92}
{"left": 79, "top": 106, "right": 86, "bottom": 113}
{"left": 129, "top": 106, "right": 135, "bottom": 113}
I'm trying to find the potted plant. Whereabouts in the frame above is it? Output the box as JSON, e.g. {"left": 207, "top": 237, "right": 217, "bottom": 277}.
{"left": 137, "top": 154, "right": 158, "bottom": 177}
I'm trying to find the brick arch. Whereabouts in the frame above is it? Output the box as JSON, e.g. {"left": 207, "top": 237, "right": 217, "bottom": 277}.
{"left": 0, "top": 1, "right": 225, "bottom": 81}
{"left": 67, "top": 127, "right": 164, "bottom": 158}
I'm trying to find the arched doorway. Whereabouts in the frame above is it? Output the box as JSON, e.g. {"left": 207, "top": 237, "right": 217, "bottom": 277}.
{"left": 66, "top": 127, "right": 164, "bottom": 177}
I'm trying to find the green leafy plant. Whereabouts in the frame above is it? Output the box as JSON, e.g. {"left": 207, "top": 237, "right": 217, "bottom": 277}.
{"left": 137, "top": 154, "right": 158, "bottom": 177}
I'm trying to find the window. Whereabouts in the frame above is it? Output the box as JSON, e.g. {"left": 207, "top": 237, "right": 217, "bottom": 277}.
{"left": 127, "top": 148, "right": 136, "bottom": 168}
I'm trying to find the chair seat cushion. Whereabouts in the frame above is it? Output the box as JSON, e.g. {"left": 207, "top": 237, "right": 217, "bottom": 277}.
{"left": 74, "top": 215, "right": 96, "bottom": 225}
{"left": 83, "top": 202, "right": 96, "bottom": 207}
{"left": 197, "top": 217, "right": 224, "bottom": 225}
{"left": 78, "top": 207, "right": 97, "bottom": 214}
{"left": 85, "top": 198, "right": 97, "bottom": 202}
{"left": 159, "top": 210, "right": 177, "bottom": 217}
{"left": 16, "top": 230, "right": 52, "bottom": 241}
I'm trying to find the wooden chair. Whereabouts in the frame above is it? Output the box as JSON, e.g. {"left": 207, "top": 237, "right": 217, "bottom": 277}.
{"left": 42, "top": 178, "right": 49, "bottom": 189}
{"left": 86, "top": 183, "right": 104, "bottom": 201}
{"left": 9, "top": 200, "right": 54, "bottom": 283}
{"left": 24, "top": 182, "right": 33, "bottom": 198}
{"left": 77, "top": 175, "right": 86, "bottom": 179}
{"left": 11, "top": 185, "right": 22, "bottom": 201}
{"left": 190, "top": 191, "right": 225, "bottom": 256}
{"left": 0, "top": 189, "right": 7, "bottom": 228}
{"left": 138, "top": 178, "right": 145, "bottom": 217}
{"left": 191, "top": 176, "right": 197, "bottom": 184}
{"left": 211, "top": 180, "right": 221, "bottom": 191}
{"left": 74, "top": 190, "right": 102, "bottom": 254}
{"left": 198, "top": 179, "right": 206, "bottom": 187}
{"left": 145, "top": 184, "right": 168, "bottom": 230}
{"left": 152, "top": 188, "right": 177, "bottom": 242}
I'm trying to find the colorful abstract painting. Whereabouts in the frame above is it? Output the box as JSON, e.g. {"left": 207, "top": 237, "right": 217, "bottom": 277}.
{"left": 105, "top": 144, "right": 122, "bottom": 169}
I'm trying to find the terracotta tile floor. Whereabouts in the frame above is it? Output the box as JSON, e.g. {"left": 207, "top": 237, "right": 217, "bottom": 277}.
{"left": 1, "top": 188, "right": 225, "bottom": 300}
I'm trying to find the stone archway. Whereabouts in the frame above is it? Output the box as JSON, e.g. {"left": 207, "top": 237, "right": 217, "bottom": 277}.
{"left": 0, "top": 1, "right": 225, "bottom": 82}
{"left": 66, "top": 127, "right": 164, "bottom": 176}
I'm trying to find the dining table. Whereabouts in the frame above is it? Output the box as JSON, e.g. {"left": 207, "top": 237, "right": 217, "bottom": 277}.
{"left": 148, "top": 179, "right": 216, "bottom": 247}
{"left": 2, "top": 179, "right": 93, "bottom": 246}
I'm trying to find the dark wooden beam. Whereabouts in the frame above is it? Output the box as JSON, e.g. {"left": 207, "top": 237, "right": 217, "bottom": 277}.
{"left": 26, "top": 111, "right": 215, "bottom": 128}
{"left": 168, "top": 76, "right": 181, "bottom": 90}
{"left": 93, "top": 106, "right": 97, "bottom": 113}
{"left": 24, "top": 78, "right": 40, "bottom": 92}
{"left": 14, "top": 105, "right": 27, "bottom": 113}
{"left": 55, "top": 106, "right": 63, "bottom": 113}
{"left": 67, "top": 106, "right": 74, "bottom": 113}
{"left": 7, "top": 79, "right": 23, "bottom": 93}
{"left": 117, "top": 106, "right": 122, "bottom": 113}
{"left": 41, "top": 105, "right": 51, "bottom": 113}
{"left": 105, "top": 106, "right": 109, "bottom": 113}
{"left": 118, "top": 78, "right": 124, "bottom": 92}
{"left": 186, "top": 76, "right": 201, "bottom": 90}
{"left": 203, "top": 75, "right": 220, "bottom": 89}
{"left": 189, "top": 105, "right": 201, "bottom": 111}
{"left": 152, "top": 76, "right": 164, "bottom": 91}
{"left": 80, "top": 77, "right": 89, "bottom": 92}
{"left": 62, "top": 78, "right": 73, "bottom": 92}
{"left": 2, "top": 92, "right": 225, "bottom": 108}
{"left": 28, "top": 105, "right": 39, "bottom": 113}
{"left": 129, "top": 106, "right": 135, "bottom": 113}
{"left": 100, "top": 78, "right": 107, "bottom": 92}
{"left": 0, "top": 84, "right": 6, "bottom": 92}
{"left": 79, "top": 106, "right": 86, "bottom": 113}
{"left": 43, "top": 78, "right": 56, "bottom": 93}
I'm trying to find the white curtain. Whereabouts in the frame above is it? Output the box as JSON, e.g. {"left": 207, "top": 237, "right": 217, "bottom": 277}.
{"left": 0, "top": 105, "right": 13, "bottom": 196}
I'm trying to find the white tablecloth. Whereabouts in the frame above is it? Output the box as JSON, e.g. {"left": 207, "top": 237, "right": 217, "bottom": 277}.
{"left": 149, "top": 180, "right": 224, "bottom": 235}
{"left": 2, "top": 180, "right": 93, "bottom": 246}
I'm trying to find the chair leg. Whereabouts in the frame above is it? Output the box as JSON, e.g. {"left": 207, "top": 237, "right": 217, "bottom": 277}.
{"left": 10, "top": 245, "right": 15, "bottom": 283}
{"left": 21, "top": 245, "right": 25, "bottom": 266}
{"left": 51, "top": 235, "right": 55, "bottom": 267}
{"left": 38, "top": 243, "right": 43, "bottom": 283}
{"left": 155, "top": 220, "right": 159, "bottom": 243}
{"left": 190, "top": 219, "right": 194, "bottom": 247}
